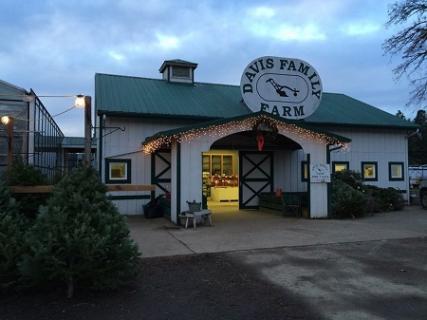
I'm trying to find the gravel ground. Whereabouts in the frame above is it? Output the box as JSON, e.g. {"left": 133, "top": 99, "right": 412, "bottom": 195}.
{"left": 0, "top": 254, "right": 319, "bottom": 320}
{"left": 2, "top": 237, "right": 426, "bottom": 320}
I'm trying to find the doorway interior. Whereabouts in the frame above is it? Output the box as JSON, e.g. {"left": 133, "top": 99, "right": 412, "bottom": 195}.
{"left": 202, "top": 149, "right": 239, "bottom": 210}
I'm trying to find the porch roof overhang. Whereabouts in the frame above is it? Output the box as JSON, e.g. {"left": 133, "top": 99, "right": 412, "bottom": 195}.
{"left": 142, "top": 111, "right": 351, "bottom": 154}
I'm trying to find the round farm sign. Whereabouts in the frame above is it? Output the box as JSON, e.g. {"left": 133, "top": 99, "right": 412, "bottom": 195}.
{"left": 240, "top": 56, "right": 323, "bottom": 120}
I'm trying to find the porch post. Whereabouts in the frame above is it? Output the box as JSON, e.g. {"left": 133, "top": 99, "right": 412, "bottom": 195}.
{"left": 307, "top": 144, "right": 329, "bottom": 218}
{"left": 170, "top": 142, "right": 180, "bottom": 224}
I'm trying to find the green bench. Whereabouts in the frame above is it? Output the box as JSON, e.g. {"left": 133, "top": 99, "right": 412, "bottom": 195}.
{"left": 258, "top": 192, "right": 307, "bottom": 217}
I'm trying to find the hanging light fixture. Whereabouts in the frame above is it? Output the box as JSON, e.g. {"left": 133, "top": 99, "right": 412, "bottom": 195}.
{"left": 1, "top": 115, "right": 11, "bottom": 125}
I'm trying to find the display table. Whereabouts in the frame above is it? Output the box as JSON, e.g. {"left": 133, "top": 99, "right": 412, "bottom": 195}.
{"left": 210, "top": 186, "right": 238, "bottom": 202}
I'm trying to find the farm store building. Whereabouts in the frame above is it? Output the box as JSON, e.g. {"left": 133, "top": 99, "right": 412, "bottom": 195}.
{"left": 95, "top": 58, "right": 417, "bottom": 222}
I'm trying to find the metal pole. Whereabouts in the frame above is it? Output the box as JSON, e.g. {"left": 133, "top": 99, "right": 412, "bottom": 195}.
{"left": 84, "top": 96, "right": 92, "bottom": 167}
{"left": 7, "top": 117, "right": 14, "bottom": 174}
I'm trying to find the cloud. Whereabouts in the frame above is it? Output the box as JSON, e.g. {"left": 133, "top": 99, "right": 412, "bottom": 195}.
{"left": 108, "top": 50, "right": 126, "bottom": 62}
{"left": 250, "top": 22, "right": 326, "bottom": 42}
{"left": 248, "top": 6, "right": 276, "bottom": 18}
{"left": 342, "top": 22, "right": 381, "bottom": 36}
{"left": 0, "top": 0, "right": 414, "bottom": 135}
{"left": 155, "top": 33, "right": 180, "bottom": 50}
{"left": 275, "top": 24, "right": 326, "bottom": 41}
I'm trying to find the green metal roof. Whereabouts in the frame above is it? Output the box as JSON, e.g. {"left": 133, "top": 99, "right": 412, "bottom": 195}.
{"left": 62, "top": 136, "right": 96, "bottom": 148}
{"left": 95, "top": 73, "right": 249, "bottom": 120}
{"left": 304, "top": 93, "right": 417, "bottom": 129}
{"left": 95, "top": 73, "right": 417, "bottom": 129}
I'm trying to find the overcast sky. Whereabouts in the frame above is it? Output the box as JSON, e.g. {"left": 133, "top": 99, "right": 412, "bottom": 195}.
{"left": 0, "top": 0, "right": 414, "bottom": 136}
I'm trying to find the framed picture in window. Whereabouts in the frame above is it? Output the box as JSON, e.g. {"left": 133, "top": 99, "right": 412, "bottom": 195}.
{"left": 361, "top": 162, "right": 378, "bottom": 181}
{"left": 389, "top": 162, "right": 404, "bottom": 181}
{"left": 105, "top": 159, "right": 131, "bottom": 184}
{"left": 332, "top": 161, "right": 349, "bottom": 173}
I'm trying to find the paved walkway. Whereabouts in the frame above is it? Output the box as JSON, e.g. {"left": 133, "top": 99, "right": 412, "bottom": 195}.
{"left": 128, "top": 206, "right": 427, "bottom": 258}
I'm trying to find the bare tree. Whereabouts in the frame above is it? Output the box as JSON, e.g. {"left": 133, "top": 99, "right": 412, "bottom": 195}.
{"left": 384, "top": 0, "right": 427, "bottom": 106}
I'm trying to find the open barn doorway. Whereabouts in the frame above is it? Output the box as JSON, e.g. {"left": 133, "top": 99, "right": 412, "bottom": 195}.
{"left": 203, "top": 130, "right": 303, "bottom": 212}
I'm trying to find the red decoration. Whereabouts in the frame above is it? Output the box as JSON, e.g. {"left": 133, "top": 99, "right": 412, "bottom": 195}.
{"left": 256, "top": 132, "right": 265, "bottom": 151}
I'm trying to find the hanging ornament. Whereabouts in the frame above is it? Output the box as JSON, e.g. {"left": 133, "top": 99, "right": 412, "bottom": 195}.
{"left": 256, "top": 132, "right": 265, "bottom": 151}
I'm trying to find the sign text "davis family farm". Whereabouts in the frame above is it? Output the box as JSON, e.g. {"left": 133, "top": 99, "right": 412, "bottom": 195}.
{"left": 240, "top": 56, "right": 323, "bottom": 120}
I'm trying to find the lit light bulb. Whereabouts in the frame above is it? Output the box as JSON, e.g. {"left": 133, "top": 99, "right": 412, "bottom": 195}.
{"left": 1, "top": 116, "right": 11, "bottom": 125}
{"left": 74, "top": 95, "right": 86, "bottom": 108}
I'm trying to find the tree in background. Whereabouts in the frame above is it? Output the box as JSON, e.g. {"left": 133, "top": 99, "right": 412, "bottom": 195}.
{"left": 408, "top": 109, "right": 427, "bottom": 164}
{"left": 384, "top": 0, "right": 427, "bottom": 106}
{"left": 395, "top": 109, "right": 407, "bottom": 120}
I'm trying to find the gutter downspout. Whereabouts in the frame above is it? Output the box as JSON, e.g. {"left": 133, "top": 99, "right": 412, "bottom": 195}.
{"left": 327, "top": 144, "right": 344, "bottom": 217}
{"left": 98, "top": 114, "right": 104, "bottom": 180}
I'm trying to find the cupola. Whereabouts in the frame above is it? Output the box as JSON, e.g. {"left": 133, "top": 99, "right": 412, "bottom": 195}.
{"left": 159, "top": 59, "right": 198, "bottom": 83}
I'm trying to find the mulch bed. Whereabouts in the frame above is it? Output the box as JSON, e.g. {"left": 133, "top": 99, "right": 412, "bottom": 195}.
{"left": 0, "top": 253, "right": 320, "bottom": 320}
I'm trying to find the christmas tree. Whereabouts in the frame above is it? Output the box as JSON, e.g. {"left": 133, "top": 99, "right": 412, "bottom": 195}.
{"left": 0, "top": 182, "right": 26, "bottom": 289}
{"left": 20, "top": 167, "right": 140, "bottom": 298}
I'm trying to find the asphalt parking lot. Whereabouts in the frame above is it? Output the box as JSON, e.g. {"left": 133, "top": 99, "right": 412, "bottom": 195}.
{"left": 231, "top": 237, "right": 427, "bottom": 320}
{"left": 1, "top": 238, "right": 426, "bottom": 320}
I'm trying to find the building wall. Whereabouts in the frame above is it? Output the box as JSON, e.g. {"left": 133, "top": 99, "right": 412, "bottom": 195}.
{"left": 274, "top": 149, "right": 307, "bottom": 193}
{"left": 100, "top": 116, "right": 204, "bottom": 214}
{"left": 100, "top": 116, "right": 410, "bottom": 215}
{"left": 330, "top": 127, "right": 409, "bottom": 193}
{"left": 277, "top": 127, "right": 410, "bottom": 199}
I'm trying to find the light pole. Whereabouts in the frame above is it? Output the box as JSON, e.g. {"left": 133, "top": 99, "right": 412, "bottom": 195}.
{"left": 1, "top": 115, "right": 14, "bottom": 174}
{"left": 74, "top": 95, "right": 92, "bottom": 167}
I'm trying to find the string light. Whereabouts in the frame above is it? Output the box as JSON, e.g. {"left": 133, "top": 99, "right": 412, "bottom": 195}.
{"left": 142, "top": 114, "right": 349, "bottom": 154}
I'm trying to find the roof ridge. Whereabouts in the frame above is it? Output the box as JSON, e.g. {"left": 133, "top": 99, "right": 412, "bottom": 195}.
{"left": 95, "top": 73, "right": 241, "bottom": 87}
{"left": 95, "top": 73, "right": 349, "bottom": 93}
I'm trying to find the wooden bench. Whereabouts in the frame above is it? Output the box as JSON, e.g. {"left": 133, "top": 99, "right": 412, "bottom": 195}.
{"left": 259, "top": 192, "right": 307, "bottom": 217}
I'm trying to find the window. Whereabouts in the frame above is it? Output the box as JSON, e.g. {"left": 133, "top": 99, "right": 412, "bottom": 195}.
{"left": 172, "top": 66, "right": 190, "bottom": 78}
{"left": 105, "top": 159, "right": 131, "bottom": 184}
{"left": 389, "top": 162, "right": 404, "bottom": 181}
{"left": 333, "top": 161, "right": 349, "bottom": 173}
{"left": 301, "top": 161, "right": 309, "bottom": 181}
{"left": 361, "top": 162, "right": 378, "bottom": 181}
{"left": 211, "top": 155, "right": 222, "bottom": 175}
{"left": 202, "top": 153, "right": 236, "bottom": 176}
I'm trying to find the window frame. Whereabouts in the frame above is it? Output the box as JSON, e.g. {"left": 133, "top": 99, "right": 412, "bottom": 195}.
{"left": 171, "top": 66, "right": 191, "bottom": 79}
{"left": 332, "top": 161, "right": 350, "bottom": 173}
{"left": 301, "top": 161, "right": 309, "bottom": 182}
{"left": 361, "top": 161, "right": 378, "bottom": 181}
{"left": 388, "top": 162, "right": 404, "bottom": 181}
{"left": 105, "top": 159, "right": 131, "bottom": 184}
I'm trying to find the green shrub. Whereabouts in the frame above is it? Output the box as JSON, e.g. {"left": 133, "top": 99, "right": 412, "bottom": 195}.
{"left": 0, "top": 183, "right": 27, "bottom": 290}
{"left": 331, "top": 179, "right": 367, "bottom": 218}
{"left": 19, "top": 167, "right": 140, "bottom": 298}
{"left": 332, "top": 170, "right": 405, "bottom": 215}
{"left": 3, "top": 161, "right": 49, "bottom": 218}
{"left": 363, "top": 186, "right": 404, "bottom": 211}
{"left": 332, "top": 170, "right": 364, "bottom": 190}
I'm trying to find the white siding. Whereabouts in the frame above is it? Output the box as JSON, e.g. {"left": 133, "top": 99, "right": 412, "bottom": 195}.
{"left": 330, "top": 127, "right": 409, "bottom": 199}
{"left": 101, "top": 117, "right": 201, "bottom": 215}
{"left": 100, "top": 115, "right": 410, "bottom": 215}
{"left": 274, "top": 150, "right": 307, "bottom": 193}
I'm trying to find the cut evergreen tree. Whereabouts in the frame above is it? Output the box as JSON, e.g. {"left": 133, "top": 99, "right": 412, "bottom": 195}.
{"left": 20, "top": 167, "right": 140, "bottom": 298}
{"left": 0, "top": 182, "right": 27, "bottom": 290}
{"left": 2, "top": 160, "right": 49, "bottom": 217}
